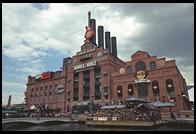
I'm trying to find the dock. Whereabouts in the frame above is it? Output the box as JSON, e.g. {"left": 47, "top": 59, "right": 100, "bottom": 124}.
{"left": 86, "top": 120, "right": 166, "bottom": 127}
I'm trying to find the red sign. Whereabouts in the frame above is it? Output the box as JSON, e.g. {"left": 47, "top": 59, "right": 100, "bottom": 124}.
{"left": 40, "top": 72, "right": 52, "bottom": 80}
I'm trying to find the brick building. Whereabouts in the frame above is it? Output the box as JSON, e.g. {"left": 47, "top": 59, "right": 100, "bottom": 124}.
{"left": 25, "top": 11, "right": 191, "bottom": 114}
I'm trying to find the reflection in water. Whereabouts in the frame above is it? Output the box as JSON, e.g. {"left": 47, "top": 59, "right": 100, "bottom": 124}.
{"left": 2, "top": 122, "right": 194, "bottom": 131}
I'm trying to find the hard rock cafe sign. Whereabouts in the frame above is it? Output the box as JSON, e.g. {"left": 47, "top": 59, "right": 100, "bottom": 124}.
{"left": 135, "top": 71, "right": 150, "bottom": 84}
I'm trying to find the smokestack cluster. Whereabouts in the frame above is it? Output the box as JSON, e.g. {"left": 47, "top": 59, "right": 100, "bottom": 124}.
{"left": 97, "top": 26, "right": 118, "bottom": 57}
{"left": 87, "top": 12, "right": 118, "bottom": 57}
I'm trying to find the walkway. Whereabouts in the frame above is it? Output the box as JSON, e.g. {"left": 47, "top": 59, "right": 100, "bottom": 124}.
{"left": 2, "top": 117, "right": 80, "bottom": 124}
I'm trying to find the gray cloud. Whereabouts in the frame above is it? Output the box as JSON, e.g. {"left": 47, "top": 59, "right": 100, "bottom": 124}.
{"left": 107, "top": 3, "right": 194, "bottom": 76}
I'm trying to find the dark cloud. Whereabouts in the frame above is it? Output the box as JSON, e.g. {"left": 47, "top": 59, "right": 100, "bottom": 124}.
{"left": 109, "top": 3, "right": 194, "bottom": 66}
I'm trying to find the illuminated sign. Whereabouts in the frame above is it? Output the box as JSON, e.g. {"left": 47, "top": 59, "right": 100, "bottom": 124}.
{"left": 35, "top": 72, "right": 52, "bottom": 80}
{"left": 97, "top": 117, "right": 108, "bottom": 121}
{"left": 136, "top": 71, "right": 146, "bottom": 79}
{"left": 135, "top": 79, "right": 150, "bottom": 84}
{"left": 77, "top": 48, "right": 95, "bottom": 56}
{"left": 135, "top": 71, "right": 150, "bottom": 83}
{"left": 74, "top": 60, "right": 96, "bottom": 71}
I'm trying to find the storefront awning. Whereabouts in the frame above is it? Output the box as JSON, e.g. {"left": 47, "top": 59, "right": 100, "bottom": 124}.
{"left": 101, "top": 105, "right": 126, "bottom": 110}
{"left": 126, "top": 97, "right": 149, "bottom": 103}
{"left": 150, "top": 101, "right": 176, "bottom": 107}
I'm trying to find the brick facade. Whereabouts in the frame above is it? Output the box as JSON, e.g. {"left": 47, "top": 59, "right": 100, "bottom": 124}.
{"left": 25, "top": 47, "right": 191, "bottom": 114}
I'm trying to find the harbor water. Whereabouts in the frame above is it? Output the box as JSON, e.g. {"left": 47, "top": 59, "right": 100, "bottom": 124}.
{"left": 2, "top": 122, "right": 194, "bottom": 131}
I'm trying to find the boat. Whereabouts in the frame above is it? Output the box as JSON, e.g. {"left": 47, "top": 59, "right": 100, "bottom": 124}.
{"left": 86, "top": 99, "right": 165, "bottom": 127}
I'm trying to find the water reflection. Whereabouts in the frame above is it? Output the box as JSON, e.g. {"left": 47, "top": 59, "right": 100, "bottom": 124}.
{"left": 2, "top": 122, "right": 194, "bottom": 131}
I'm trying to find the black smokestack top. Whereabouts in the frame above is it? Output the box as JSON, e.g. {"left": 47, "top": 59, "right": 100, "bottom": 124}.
{"left": 98, "top": 26, "right": 104, "bottom": 48}
{"left": 111, "top": 37, "right": 117, "bottom": 57}
{"left": 90, "top": 19, "right": 96, "bottom": 45}
{"left": 105, "top": 31, "right": 111, "bottom": 52}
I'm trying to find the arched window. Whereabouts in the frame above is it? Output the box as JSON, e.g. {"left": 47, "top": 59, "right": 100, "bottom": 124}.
{"left": 152, "top": 80, "right": 160, "bottom": 96}
{"left": 136, "top": 61, "right": 146, "bottom": 72}
{"left": 117, "top": 85, "right": 123, "bottom": 98}
{"left": 127, "top": 66, "right": 132, "bottom": 74}
{"left": 128, "top": 84, "right": 134, "bottom": 98}
{"left": 149, "top": 61, "right": 156, "bottom": 70}
{"left": 166, "top": 79, "right": 175, "bottom": 97}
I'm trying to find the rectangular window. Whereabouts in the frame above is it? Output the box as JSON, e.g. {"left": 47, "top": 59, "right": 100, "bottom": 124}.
{"left": 94, "top": 67, "right": 101, "bottom": 100}
{"left": 73, "top": 73, "right": 79, "bottom": 101}
{"left": 83, "top": 71, "right": 90, "bottom": 101}
{"left": 137, "top": 83, "right": 148, "bottom": 97}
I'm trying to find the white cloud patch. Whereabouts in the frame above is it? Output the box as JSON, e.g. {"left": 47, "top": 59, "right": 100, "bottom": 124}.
{"left": 2, "top": 81, "right": 26, "bottom": 92}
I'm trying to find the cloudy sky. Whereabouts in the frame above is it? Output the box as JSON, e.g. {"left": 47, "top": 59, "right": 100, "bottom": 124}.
{"left": 2, "top": 3, "right": 194, "bottom": 105}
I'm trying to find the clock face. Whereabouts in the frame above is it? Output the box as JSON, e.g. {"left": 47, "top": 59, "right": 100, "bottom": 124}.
{"left": 158, "top": 60, "right": 165, "bottom": 67}
{"left": 120, "top": 68, "right": 125, "bottom": 74}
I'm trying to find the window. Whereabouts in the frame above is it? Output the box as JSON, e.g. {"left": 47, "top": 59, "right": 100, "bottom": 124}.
{"left": 137, "top": 83, "right": 148, "bottom": 97}
{"left": 166, "top": 79, "right": 175, "bottom": 97}
{"left": 128, "top": 84, "right": 134, "bottom": 98}
{"left": 95, "top": 66, "right": 101, "bottom": 100}
{"left": 73, "top": 73, "right": 79, "bottom": 101}
{"left": 152, "top": 81, "right": 160, "bottom": 96}
{"left": 104, "top": 87, "right": 108, "bottom": 100}
{"left": 149, "top": 61, "right": 156, "bottom": 70}
{"left": 127, "top": 66, "right": 132, "bottom": 74}
{"left": 136, "top": 61, "right": 146, "bottom": 72}
{"left": 117, "top": 85, "right": 123, "bottom": 99}
{"left": 83, "top": 71, "right": 90, "bottom": 101}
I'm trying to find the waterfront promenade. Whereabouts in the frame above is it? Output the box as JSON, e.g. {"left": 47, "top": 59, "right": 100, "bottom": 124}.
{"left": 2, "top": 117, "right": 80, "bottom": 124}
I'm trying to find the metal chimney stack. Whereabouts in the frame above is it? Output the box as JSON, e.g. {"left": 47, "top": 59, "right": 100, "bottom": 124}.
{"left": 105, "top": 31, "right": 111, "bottom": 52}
{"left": 111, "top": 37, "right": 117, "bottom": 57}
{"left": 7, "top": 95, "right": 12, "bottom": 108}
{"left": 98, "top": 26, "right": 104, "bottom": 48}
{"left": 90, "top": 19, "right": 96, "bottom": 45}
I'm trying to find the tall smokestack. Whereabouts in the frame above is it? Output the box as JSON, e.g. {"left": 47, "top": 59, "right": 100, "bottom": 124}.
{"left": 98, "top": 26, "right": 104, "bottom": 48}
{"left": 105, "top": 31, "right": 111, "bottom": 52}
{"left": 90, "top": 19, "right": 96, "bottom": 45}
{"left": 7, "top": 95, "right": 12, "bottom": 109}
{"left": 111, "top": 37, "right": 117, "bottom": 57}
